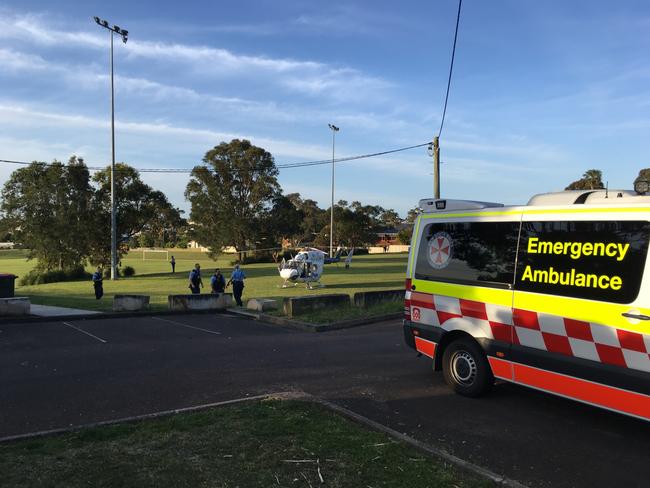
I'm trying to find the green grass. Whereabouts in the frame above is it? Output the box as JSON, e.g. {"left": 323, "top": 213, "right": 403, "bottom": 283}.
{"left": 0, "top": 249, "right": 407, "bottom": 312}
{"left": 0, "top": 400, "right": 490, "bottom": 488}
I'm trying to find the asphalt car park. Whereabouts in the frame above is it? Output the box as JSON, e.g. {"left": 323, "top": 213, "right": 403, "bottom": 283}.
{"left": 1, "top": 313, "right": 649, "bottom": 488}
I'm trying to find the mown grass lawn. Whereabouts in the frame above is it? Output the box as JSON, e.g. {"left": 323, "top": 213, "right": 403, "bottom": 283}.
{"left": 0, "top": 400, "right": 490, "bottom": 488}
{"left": 0, "top": 249, "right": 408, "bottom": 312}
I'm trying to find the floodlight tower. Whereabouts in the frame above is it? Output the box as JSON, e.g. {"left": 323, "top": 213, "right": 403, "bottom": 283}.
{"left": 328, "top": 123, "right": 339, "bottom": 258}
{"left": 93, "top": 16, "right": 128, "bottom": 280}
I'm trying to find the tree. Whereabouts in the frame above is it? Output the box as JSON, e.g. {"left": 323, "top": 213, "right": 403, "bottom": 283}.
{"left": 263, "top": 194, "right": 304, "bottom": 248}
{"left": 185, "top": 139, "right": 280, "bottom": 260}
{"left": 406, "top": 207, "right": 419, "bottom": 224}
{"left": 379, "top": 208, "right": 402, "bottom": 229}
{"left": 634, "top": 168, "right": 650, "bottom": 189}
{"left": 565, "top": 169, "right": 604, "bottom": 190}
{"left": 90, "top": 163, "right": 182, "bottom": 266}
{"left": 284, "top": 193, "right": 327, "bottom": 246}
{"left": 136, "top": 207, "right": 187, "bottom": 248}
{"left": 314, "top": 201, "right": 377, "bottom": 248}
{"left": 0, "top": 157, "right": 94, "bottom": 270}
{"left": 397, "top": 228, "right": 413, "bottom": 245}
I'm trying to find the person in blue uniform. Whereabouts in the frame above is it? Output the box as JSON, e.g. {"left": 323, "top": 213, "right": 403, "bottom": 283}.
{"left": 188, "top": 263, "right": 203, "bottom": 294}
{"left": 227, "top": 264, "right": 246, "bottom": 306}
{"left": 210, "top": 269, "right": 226, "bottom": 294}
{"left": 92, "top": 267, "right": 103, "bottom": 299}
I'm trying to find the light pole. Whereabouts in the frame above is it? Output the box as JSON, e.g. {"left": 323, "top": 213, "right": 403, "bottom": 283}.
{"left": 328, "top": 124, "right": 339, "bottom": 258}
{"left": 93, "top": 16, "right": 128, "bottom": 280}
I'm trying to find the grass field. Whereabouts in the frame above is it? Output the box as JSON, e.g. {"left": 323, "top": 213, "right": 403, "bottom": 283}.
{"left": 0, "top": 249, "right": 408, "bottom": 313}
{"left": 0, "top": 400, "right": 489, "bottom": 488}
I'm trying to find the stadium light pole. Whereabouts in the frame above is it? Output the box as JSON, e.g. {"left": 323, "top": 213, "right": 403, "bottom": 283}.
{"left": 328, "top": 124, "right": 339, "bottom": 258}
{"left": 93, "top": 16, "right": 128, "bottom": 280}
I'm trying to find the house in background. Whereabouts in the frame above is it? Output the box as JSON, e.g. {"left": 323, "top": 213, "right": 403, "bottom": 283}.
{"left": 370, "top": 224, "right": 411, "bottom": 253}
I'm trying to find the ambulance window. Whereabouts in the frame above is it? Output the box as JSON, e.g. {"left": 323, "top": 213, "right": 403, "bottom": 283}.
{"left": 414, "top": 221, "right": 519, "bottom": 288}
{"left": 515, "top": 220, "right": 650, "bottom": 303}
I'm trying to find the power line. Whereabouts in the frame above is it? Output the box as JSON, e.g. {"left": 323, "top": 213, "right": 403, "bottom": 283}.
{"left": 438, "top": 0, "right": 463, "bottom": 139}
{"left": 0, "top": 142, "right": 430, "bottom": 174}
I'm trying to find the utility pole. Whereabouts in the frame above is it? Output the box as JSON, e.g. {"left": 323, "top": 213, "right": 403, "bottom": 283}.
{"left": 328, "top": 123, "right": 339, "bottom": 258}
{"left": 432, "top": 136, "right": 441, "bottom": 198}
{"left": 94, "top": 16, "right": 128, "bottom": 280}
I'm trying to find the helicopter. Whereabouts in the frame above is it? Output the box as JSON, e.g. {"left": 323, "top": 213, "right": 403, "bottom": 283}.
{"left": 278, "top": 247, "right": 354, "bottom": 289}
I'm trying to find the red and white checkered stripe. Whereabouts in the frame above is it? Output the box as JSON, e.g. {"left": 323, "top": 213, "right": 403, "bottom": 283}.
{"left": 407, "top": 291, "right": 650, "bottom": 373}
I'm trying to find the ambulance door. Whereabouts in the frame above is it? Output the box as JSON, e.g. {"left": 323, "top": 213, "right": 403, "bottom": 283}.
{"left": 511, "top": 209, "right": 650, "bottom": 414}
{"left": 408, "top": 212, "right": 520, "bottom": 378}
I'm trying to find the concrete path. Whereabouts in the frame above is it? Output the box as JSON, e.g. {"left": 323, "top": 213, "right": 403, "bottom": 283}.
{"left": 29, "top": 304, "right": 102, "bottom": 317}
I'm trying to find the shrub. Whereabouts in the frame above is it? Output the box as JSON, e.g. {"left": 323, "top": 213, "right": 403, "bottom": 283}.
{"left": 19, "top": 266, "right": 91, "bottom": 286}
{"left": 122, "top": 266, "right": 136, "bottom": 277}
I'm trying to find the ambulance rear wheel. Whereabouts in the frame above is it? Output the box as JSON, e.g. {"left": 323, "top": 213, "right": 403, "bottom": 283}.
{"left": 442, "top": 338, "right": 493, "bottom": 397}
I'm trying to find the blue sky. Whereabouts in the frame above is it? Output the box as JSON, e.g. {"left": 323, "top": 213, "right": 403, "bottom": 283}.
{"left": 1, "top": 1, "right": 649, "bottom": 216}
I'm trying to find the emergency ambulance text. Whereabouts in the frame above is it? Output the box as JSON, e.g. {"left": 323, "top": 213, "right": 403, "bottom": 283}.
{"left": 521, "top": 265, "right": 622, "bottom": 290}
{"left": 527, "top": 237, "right": 630, "bottom": 261}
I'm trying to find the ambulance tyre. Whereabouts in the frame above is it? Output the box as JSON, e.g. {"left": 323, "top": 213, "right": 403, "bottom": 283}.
{"left": 442, "top": 337, "right": 493, "bottom": 397}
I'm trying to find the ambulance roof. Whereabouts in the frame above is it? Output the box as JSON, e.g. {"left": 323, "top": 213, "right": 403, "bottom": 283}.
{"left": 418, "top": 190, "right": 650, "bottom": 213}
{"left": 527, "top": 190, "right": 650, "bottom": 205}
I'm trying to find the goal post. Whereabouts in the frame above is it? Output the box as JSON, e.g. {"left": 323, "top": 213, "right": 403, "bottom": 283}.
{"left": 142, "top": 249, "right": 170, "bottom": 261}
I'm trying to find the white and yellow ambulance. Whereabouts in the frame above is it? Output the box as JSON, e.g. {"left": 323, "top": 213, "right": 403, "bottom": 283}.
{"left": 403, "top": 188, "right": 650, "bottom": 420}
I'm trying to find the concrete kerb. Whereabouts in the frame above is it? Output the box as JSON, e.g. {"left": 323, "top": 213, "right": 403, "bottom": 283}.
{"left": 0, "top": 392, "right": 304, "bottom": 444}
{"left": 309, "top": 397, "right": 528, "bottom": 488}
{"left": 0, "top": 391, "right": 526, "bottom": 488}
{"left": 227, "top": 308, "right": 403, "bottom": 332}
{"left": 0, "top": 308, "right": 403, "bottom": 332}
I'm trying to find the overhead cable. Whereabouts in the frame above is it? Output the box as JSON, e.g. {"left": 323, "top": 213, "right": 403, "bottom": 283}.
{"left": 438, "top": 0, "right": 463, "bottom": 139}
{"left": 0, "top": 141, "right": 430, "bottom": 174}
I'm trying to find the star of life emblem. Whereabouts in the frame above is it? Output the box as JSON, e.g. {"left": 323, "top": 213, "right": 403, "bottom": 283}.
{"left": 427, "top": 231, "right": 452, "bottom": 269}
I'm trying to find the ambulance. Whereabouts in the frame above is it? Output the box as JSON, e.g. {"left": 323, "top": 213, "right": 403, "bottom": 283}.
{"left": 403, "top": 187, "right": 650, "bottom": 421}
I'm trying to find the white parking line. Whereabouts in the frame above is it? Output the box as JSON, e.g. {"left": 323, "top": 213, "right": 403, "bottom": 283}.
{"left": 61, "top": 322, "right": 107, "bottom": 344}
{"left": 151, "top": 317, "right": 222, "bottom": 336}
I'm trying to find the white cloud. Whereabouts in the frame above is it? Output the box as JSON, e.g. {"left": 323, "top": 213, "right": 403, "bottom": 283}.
{"left": 0, "top": 9, "right": 390, "bottom": 102}
{"left": 0, "top": 103, "right": 328, "bottom": 161}
{"left": 0, "top": 10, "right": 104, "bottom": 48}
{"left": 0, "top": 48, "right": 51, "bottom": 71}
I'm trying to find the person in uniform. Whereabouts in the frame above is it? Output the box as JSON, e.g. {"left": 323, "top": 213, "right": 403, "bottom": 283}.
{"left": 210, "top": 269, "right": 226, "bottom": 294}
{"left": 92, "top": 267, "right": 104, "bottom": 299}
{"left": 188, "top": 263, "right": 203, "bottom": 294}
{"left": 227, "top": 264, "right": 246, "bottom": 306}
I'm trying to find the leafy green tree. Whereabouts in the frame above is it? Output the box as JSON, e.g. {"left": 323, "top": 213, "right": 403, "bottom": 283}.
{"left": 634, "top": 168, "right": 650, "bottom": 190}
{"left": 379, "top": 208, "right": 402, "bottom": 229}
{"left": 264, "top": 194, "right": 304, "bottom": 247}
{"left": 137, "top": 207, "right": 187, "bottom": 248}
{"left": 314, "top": 201, "right": 377, "bottom": 248}
{"left": 565, "top": 169, "right": 605, "bottom": 190}
{"left": 89, "top": 163, "right": 181, "bottom": 266}
{"left": 185, "top": 139, "right": 280, "bottom": 260}
{"left": 397, "top": 228, "right": 413, "bottom": 245}
{"left": 394, "top": 207, "right": 419, "bottom": 245}
{"left": 0, "top": 157, "right": 93, "bottom": 270}
{"left": 406, "top": 207, "right": 419, "bottom": 224}
{"left": 284, "top": 193, "right": 327, "bottom": 246}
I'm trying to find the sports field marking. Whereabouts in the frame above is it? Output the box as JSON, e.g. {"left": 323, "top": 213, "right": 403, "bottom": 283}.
{"left": 151, "top": 317, "right": 222, "bottom": 336}
{"left": 61, "top": 322, "right": 107, "bottom": 344}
